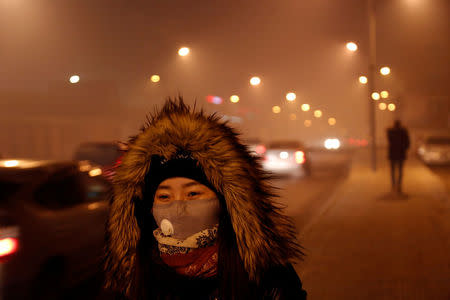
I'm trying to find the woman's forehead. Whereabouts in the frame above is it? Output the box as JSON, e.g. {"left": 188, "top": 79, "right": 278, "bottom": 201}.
{"left": 157, "top": 177, "right": 202, "bottom": 189}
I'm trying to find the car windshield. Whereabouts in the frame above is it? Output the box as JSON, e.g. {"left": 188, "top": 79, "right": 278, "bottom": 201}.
{"left": 268, "top": 141, "right": 302, "bottom": 149}
{"left": 74, "top": 144, "right": 120, "bottom": 166}
{"left": 426, "top": 137, "right": 450, "bottom": 145}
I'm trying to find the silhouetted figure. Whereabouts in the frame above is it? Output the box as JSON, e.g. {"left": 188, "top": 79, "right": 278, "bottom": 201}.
{"left": 387, "top": 120, "right": 410, "bottom": 194}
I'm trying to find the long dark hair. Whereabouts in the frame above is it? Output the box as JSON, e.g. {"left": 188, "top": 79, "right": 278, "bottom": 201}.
{"left": 131, "top": 188, "right": 258, "bottom": 299}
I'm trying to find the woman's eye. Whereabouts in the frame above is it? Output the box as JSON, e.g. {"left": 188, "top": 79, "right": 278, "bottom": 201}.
{"left": 188, "top": 191, "right": 201, "bottom": 198}
{"left": 157, "top": 194, "right": 170, "bottom": 201}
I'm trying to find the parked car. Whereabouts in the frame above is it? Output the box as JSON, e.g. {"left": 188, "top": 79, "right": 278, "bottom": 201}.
{"left": 243, "top": 138, "right": 267, "bottom": 158}
{"left": 73, "top": 141, "right": 128, "bottom": 181}
{"left": 263, "top": 141, "right": 311, "bottom": 177}
{"left": 417, "top": 136, "right": 450, "bottom": 165}
{"left": 0, "top": 159, "right": 110, "bottom": 300}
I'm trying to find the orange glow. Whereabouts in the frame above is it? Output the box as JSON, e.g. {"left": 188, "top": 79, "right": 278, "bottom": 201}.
{"left": 289, "top": 113, "right": 297, "bottom": 120}
{"left": 378, "top": 103, "right": 387, "bottom": 110}
{"left": 388, "top": 104, "right": 396, "bottom": 111}
{"left": 151, "top": 75, "right": 160, "bottom": 83}
{"left": 328, "top": 117, "right": 336, "bottom": 126}
{"left": 371, "top": 92, "right": 380, "bottom": 100}
{"left": 380, "top": 91, "right": 389, "bottom": 99}
{"left": 346, "top": 42, "right": 358, "bottom": 52}
{"left": 272, "top": 106, "right": 281, "bottom": 114}
{"left": 295, "top": 151, "right": 305, "bottom": 164}
{"left": 178, "top": 47, "right": 190, "bottom": 56}
{"left": 230, "top": 95, "right": 240, "bottom": 103}
{"left": 0, "top": 238, "right": 18, "bottom": 257}
{"left": 304, "top": 120, "right": 312, "bottom": 127}
{"left": 301, "top": 104, "right": 310, "bottom": 112}
{"left": 314, "top": 110, "right": 322, "bottom": 118}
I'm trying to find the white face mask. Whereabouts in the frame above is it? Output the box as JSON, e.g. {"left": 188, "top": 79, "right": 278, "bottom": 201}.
{"left": 152, "top": 197, "right": 220, "bottom": 240}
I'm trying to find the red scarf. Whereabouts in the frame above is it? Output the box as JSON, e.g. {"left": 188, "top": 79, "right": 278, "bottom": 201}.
{"left": 160, "top": 243, "right": 218, "bottom": 278}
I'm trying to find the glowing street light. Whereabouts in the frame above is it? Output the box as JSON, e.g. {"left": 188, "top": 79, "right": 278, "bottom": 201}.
{"left": 380, "top": 91, "right": 389, "bottom": 99}
{"left": 346, "top": 42, "right": 358, "bottom": 52}
{"left": 286, "top": 92, "right": 296, "bottom": 102}
{"left": 301, "top": 104, "right": 310, "bottom": 112}
{"left": 314, "top": 110, "right": 322, "bottom": 118}
{"left": 388, "top": 103, "right": 396, "bottom": 111}
{"left": 178, "top": 47, "right": 190, "bottom": 56}
{"left": 328, "top": 117, "right": 336, "bottom": 126}
{"left": 150, "top": 75, "right": 160, "bottom": 83}
{"left": 69, "top": 75, "right": 80, "bottom": 84}
{"left": 304, "top": 120, "right": 312, "bottom": 127}
{"left": 359, "top": 76, "right": 368, "bottom": 84}
{"left": 272, "top": 106, "right": 281, "bottom": 114}
{"left": 378, "top": 103, "right": 387, "bottom": 110}
{"left": 250, "top": 76, "right": 261, "bottom": 86}
{"left": 380, "top": 66, "right": 391, "bottom": 76}
{"left": 230, "top": 95, "right": 240, "bottom": 103}
{"left": 371, "top": 92, "right": 380, "bottom": 101}
{"left": 289, "top": 113, "right": 297, "bottom": 120}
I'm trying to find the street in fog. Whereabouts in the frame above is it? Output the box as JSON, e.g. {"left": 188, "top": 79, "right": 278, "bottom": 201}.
{"left": 275, "top": 150, "right": 449, "bottom": 300}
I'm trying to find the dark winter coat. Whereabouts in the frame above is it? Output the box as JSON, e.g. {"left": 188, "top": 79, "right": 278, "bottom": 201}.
{"left": 387, "top": 126, "right": 410, "bottom": 160}
{"left": 104, "top": 98, "right": 307, "bottom": 299}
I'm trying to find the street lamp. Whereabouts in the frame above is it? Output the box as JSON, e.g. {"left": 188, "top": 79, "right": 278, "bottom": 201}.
{"left": 150, "top": 75, "right": 160, "bottom": 83}
{"left": 346, "top": 42, "right": 358, "bottom": 52}
{"left": 380, "top": 90, "right": 389, "bottom": 99}
{"left": 250, "top": 76, "right": 261, "bottom": 86}
{"left": 378, "top": 103, "right": 387, "bottom": 110}
{"left": 328, "top": 117, "right": 336, "bottom": 126}
{"left": 69, "top": 75, "right": 80, "bottom": 84}
{"left": 359, "top": 76, "right": 368, "bottom": 84}
{"left": 286, "top": 92, "right": 296, "bottom": 102}
{"left": 230, "top": 95, "right": 240, "bottom": 103}
{"left": 272, "top": 106, "right": 281, "bottom": 114}
{"left": 371, "top": 92, "right": 380, "bottom": 101}
{"left": 301, "top": 104, "right": 310, "bottom": 112}
{"left": 380, "top": 66, "right": 391, "bottom": 76}
{"left": 314, "top": 110, "right": 322, "bottom": 118}
{"left": 388, "top": 103, "right": 396, "bottom": 111}
{"left": 178, "top": 47, "right": 190, "bottom": 56}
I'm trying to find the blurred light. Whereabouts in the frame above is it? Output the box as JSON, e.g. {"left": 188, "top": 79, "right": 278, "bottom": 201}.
{"left": 280, "top": 151, "right": 289, "bottom": 159}
{"left": 328, "top": 117, "right": 336, "bottom": 126}
{"left": 89, "top": 168, "right": 102, "bottom": 177}
{"left": 230, "top": 95, "right": 240, "bottom": 103}
{"left": 207, "top": 95, "right": 223, "bottom": 105}
{"left": 150, "top": 75, "right": 160, "bottom": 83}
{"left": 0, "top": 238, "right": 18, "bottom": 257}
{"left": 301, "top": 104, "right": 310, "bottom": 112}
{"left": 359, "top": 76, "right": 368, "bottom": 84}
{"left": 380, "top": 66, "right": 391, "bottom": 76}
{"left": 346, "top": 42, "right": 358, "bottom": 52}
{"left": 272, "top": 106, "right": 281, "bottom": 114}
{"left": 371, "top": 92, "right": 380, "bottom": 100}
{"left": 378, "top": 103, "right": 387, "bottom": 110}
{"left": 295, "top": 151, "right": 305, "bottom": 164}
{"left": 314, "top": 110, "right": 322, "bottom": 118}
{"left": 250, "top": 76, "right": 261, "bottom": 86}
{"left": 3, "top": 160, "right": 19, "bottom": 167}
{"left": 178, "top": 47, "right": 190, "bottom": 56}
{"left": 324, "top": 138, "right": 341, "bottom": 150}
{"left": 289, "top": 113, "right": 297, "bottom": 120}
{"left": 380, "top": 91, "right": 389, "bottom": 99}
{"left": 286, "top": 92, "right": 296, "bottom": 101}
{"left": 304, "top": 120, "right": 312, "bottom": 127}
{"left": 388, "top": 103, "right": 396, "bottom": 111}
{"left": 255, "top": 145, "right": 266, "bottom": 155}
{"left": 69, "top": 75, "right": 80, "bottom": 84}
{"left": 88, "top": 203, "right": 100, "bottom": 210}
{"left": 361, "top": 139, "right": 368, "bottom": 147}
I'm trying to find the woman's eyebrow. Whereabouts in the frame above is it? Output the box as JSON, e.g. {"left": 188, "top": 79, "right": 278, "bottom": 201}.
{"left": 182, "top": 182, "right": 201, "bottom": 188}
{"left": 156, "top": 185, "right": 171, "bottom": 190}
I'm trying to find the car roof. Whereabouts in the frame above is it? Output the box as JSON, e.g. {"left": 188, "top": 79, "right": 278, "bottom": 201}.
{"left": 0, "top": 159, "right": 77, "bottom": 183}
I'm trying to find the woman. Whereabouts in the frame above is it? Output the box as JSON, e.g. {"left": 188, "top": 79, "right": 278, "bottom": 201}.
{"left": 104, "top": 98, "right": 307, "bottom": 299}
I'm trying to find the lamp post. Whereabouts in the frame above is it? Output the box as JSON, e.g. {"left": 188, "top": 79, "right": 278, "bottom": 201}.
{"left": 367, "top": 0, "right": 377, "bottom": 171}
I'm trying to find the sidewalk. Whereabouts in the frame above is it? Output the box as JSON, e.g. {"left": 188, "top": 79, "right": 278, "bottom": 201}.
{"left": 295, "top": 149, "right": 450, "bottom": 300}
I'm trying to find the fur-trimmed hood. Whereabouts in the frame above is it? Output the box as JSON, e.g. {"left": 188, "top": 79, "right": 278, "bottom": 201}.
{"left": 104, "top": 98, "right": 302, "bottom": 296}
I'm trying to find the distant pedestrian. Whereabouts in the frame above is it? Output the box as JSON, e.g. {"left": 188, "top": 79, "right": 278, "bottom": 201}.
{"left": 387, "top": 120, "right": 410, "bottom": 194}
{"left": 104, "top": 97, "right": 307, "bottom": 299}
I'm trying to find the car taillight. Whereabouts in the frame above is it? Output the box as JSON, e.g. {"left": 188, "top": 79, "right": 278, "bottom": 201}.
{"left": 295, "top": 151, "right": 305, "bottom": 164}
{"left": 0, "top": 237, "right": 18, "bottom": 258}
{"left": 255, "top": 145, "right": 266, "bottom": 155}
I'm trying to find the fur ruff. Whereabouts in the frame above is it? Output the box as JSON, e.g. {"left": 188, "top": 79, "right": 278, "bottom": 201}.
{"left": 104, "top": 97, "right": 303, "bottom": 296}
